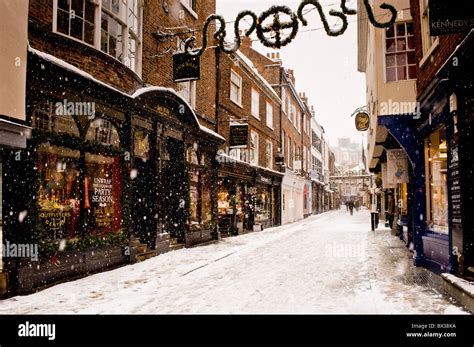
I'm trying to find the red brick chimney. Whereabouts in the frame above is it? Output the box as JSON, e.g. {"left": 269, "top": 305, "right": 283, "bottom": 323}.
{"left": 286, "top": 69, "right": 296, "bottom": 86}
{"left": 240, "top": 34, "right": 252, "bottom": 49}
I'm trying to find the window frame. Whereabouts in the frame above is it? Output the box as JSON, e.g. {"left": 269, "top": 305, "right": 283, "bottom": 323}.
{"left": 230, "top": 70, "right": 243, "bottom": 107}
{"left": 384, "top": 21, "right": 417, "bottom": 83}
{"left": 180, "top": 0, "right": 198, "bottom": 19}
{"left": 250, "top": 130, "right": 259, "bottom": 166}
{"left": 265, "top": 140, "right": 273, "bottom": 169}
{"left": 52, "top": 0, "right": 143, "bottom": 75}
{"left": 251, "top": 88, "right": 260, "bottom": 119}
{"left": 266, "top": 101, "right": 274, "bottom": 129}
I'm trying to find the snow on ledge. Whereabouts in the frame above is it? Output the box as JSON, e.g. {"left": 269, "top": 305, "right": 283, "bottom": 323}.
{"left": 199, "top": 125, "right": 225, "bottom": 142}
{"left": 133, "top": 86, "right": 225, "bottom": 142}
{"left": 442, "top": 273, "right": 474, "bottom": 297}
{"left": 217, "top": 153, "right": 284, "bottom": 176}
{"left": 28, "top": 46, "right": 130, "bottom": 97}
{"left": 25, "top": 52, "right": 226, "bottom": 144}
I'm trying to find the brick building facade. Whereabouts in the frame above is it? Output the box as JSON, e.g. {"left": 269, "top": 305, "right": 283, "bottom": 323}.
{"left": 215, "top": 46, "right": 283, "bottom": 233}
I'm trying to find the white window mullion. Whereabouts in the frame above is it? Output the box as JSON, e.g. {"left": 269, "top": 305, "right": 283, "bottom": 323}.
{"left": 95, "top": 1, "right": 101, "bottom": 49}
{"left": 53, "top": 0, "right": 58, "bottom": 32}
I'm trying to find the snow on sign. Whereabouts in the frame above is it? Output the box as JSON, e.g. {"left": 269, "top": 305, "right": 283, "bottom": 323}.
{"left": 387, "top": 149, "right": 409, "bottom": 185}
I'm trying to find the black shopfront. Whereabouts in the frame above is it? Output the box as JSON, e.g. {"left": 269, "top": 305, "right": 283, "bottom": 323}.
{"left": 217, "top": 158, "right": 282, "bottom": 235}
{"left": 1, "top": 49, "right": 223, "bottom": 294}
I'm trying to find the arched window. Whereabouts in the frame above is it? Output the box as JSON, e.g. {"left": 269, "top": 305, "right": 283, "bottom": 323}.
{"left": 86, "top": 118, "right": 120, "bottom": 147}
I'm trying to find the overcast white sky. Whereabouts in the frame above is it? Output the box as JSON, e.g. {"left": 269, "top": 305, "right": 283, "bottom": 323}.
{"left": 216, "top": 0, "right": 366, "bottom": 147}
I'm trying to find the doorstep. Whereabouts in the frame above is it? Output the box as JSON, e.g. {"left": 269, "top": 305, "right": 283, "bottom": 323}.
{"left": 440, "top": 273, "right": 474, "bottom": 314}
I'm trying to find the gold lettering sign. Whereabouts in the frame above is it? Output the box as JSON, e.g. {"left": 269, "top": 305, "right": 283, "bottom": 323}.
{"left": 156, "top": 105, "right": 171, "bottom": 117}
{"left": 355, "top": 112, "right": 370, "bottom": 132}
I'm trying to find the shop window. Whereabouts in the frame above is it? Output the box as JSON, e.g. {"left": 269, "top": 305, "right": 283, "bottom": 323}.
{"left": 37, "top": 144, "right": 81, "bottom": 239}
{"left": 254, "top": 189, "right": 270, "bottom": 223}
{"left": 189, "top": 171, "right": 199, "bottom": 223}
{"left": 186, "top": 146, "right": 199, "bottom": 165}
{"left": 425, "top": 127, "right": 448, "bottom": 233}
{"left": 32, "top": 102, "right": 80, "bottom": 137}
{"left": 133, "top": 129, "right": 150, "bottom": 161}
{"left": 85, "top": 153, "right": 122, "bottom": 234}
{"left": 86, "top": 118, "right": 120, "bottom": 147}
{"left": 385, "top": 22, "right": 416, "bottom": 82}
{"left": 250, "top": 131, "right": 259, "bottom": 165}
{"left": 218, "top": 188, "right": 231, "bottom": 215}
{"left": 201, "top": 172, "right": 212, "bottom": 223}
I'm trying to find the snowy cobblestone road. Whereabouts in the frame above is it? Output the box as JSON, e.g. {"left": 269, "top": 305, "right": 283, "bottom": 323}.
{"left": 0, "top": 209, "right": 468, "bottom": 314}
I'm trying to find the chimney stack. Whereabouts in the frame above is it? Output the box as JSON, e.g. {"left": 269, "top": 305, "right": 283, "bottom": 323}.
{"left": 240, "top": 34, "right": 252, "bottom": 49}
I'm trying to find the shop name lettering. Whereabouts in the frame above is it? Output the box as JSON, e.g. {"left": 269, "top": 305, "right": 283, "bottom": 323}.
{"left": 431, "top": 19, "right": 474, "bottom": 30}
{"left": 18, "top": 321, "right": 55, "bottom": 341}
{"left": 55, "top": 99, "right": 95, "bottom": 119}
{"left": 92, "top": 178, "right": 113, "bottom": 203}
{"left": 39, "top": 211, "right": 71, "bottom": 229}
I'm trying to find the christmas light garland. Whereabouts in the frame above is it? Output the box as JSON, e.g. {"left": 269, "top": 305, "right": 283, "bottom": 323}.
{"left": 182, "top": 0, "right": 397, "bottom": 56}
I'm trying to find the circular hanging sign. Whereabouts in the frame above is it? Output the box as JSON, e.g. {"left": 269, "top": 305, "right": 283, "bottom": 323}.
{"left": 355, "top": 112, "right": 370, "bottom": 131}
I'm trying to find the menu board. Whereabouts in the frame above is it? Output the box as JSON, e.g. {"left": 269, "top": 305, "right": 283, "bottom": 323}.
{"left": 449, "top": 134, "right": 463, "bottom": 253}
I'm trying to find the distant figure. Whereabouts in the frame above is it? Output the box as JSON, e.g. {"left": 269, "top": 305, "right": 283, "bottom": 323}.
{"left": 345, "top": 201, "right": 349, "bottom": 211}
{"left": 348, "top": 201, "right": 354, "bottom": 216}
{"left": 355, "top": 200, "right": 360, "bottom": 212}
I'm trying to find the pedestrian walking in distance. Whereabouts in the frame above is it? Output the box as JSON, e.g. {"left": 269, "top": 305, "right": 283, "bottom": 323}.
{"left": 348, "top": 201, "right": 354, "bottom": 216}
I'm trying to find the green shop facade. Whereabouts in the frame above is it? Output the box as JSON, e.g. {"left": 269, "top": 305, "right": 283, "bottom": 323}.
{"left": 1, "top": 48, "right": 223, "bottom": 294}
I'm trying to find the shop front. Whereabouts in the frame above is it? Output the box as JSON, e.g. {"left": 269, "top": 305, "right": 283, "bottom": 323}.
{"left": 217, "top": 157, "right": 282, "bottom": 235}
{"left": 303, "top": 180, "right": 312, "bottom": 218}
{"left": 1, "top": 49, "right": 223, "bottom": 294}
{"left": 281, "top": 170, "right": 305, "bottom": 224}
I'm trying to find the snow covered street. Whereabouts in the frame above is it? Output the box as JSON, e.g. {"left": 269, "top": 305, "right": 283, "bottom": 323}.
{"left": 0, "top": 209, "right": 468, "bottom": 314}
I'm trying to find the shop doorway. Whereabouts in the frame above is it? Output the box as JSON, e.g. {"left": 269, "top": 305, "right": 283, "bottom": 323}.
{"left": 162, "top": 137, "right": 187, "bottom": 243}
{"left": 132, "top": 158, "right": 157, "bottom": 248}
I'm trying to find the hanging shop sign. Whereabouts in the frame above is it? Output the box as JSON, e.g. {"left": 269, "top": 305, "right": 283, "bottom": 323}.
{"left": 429, "top": 0, "right": 474, "bottom": 36}
{"left": 387, "top": 149, "right": 409, "bottom": 185}
{"left": 173, "top": 53, "right": 200, "bottom": 82}
{"left": 229, "top": 124, "right": 249, "bottom": 148}
{"left": 355, "top": 112, "right": 370, "bottom": 132}
{"left": 381, "top": 163, "right": 396, "bottom": 189}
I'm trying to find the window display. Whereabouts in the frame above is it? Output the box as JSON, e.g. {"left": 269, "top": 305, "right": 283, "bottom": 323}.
{"left": 37, "top": 144, "right": 81, "bottom": 239}
{"left": 254, "top": 189, "right": 271, "bottom": 223}
{"left": 85, "top": 153, "right": 122, "bottom": 234}
{"left": 425, "top": 127, "right": 448, "bottom": 233}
